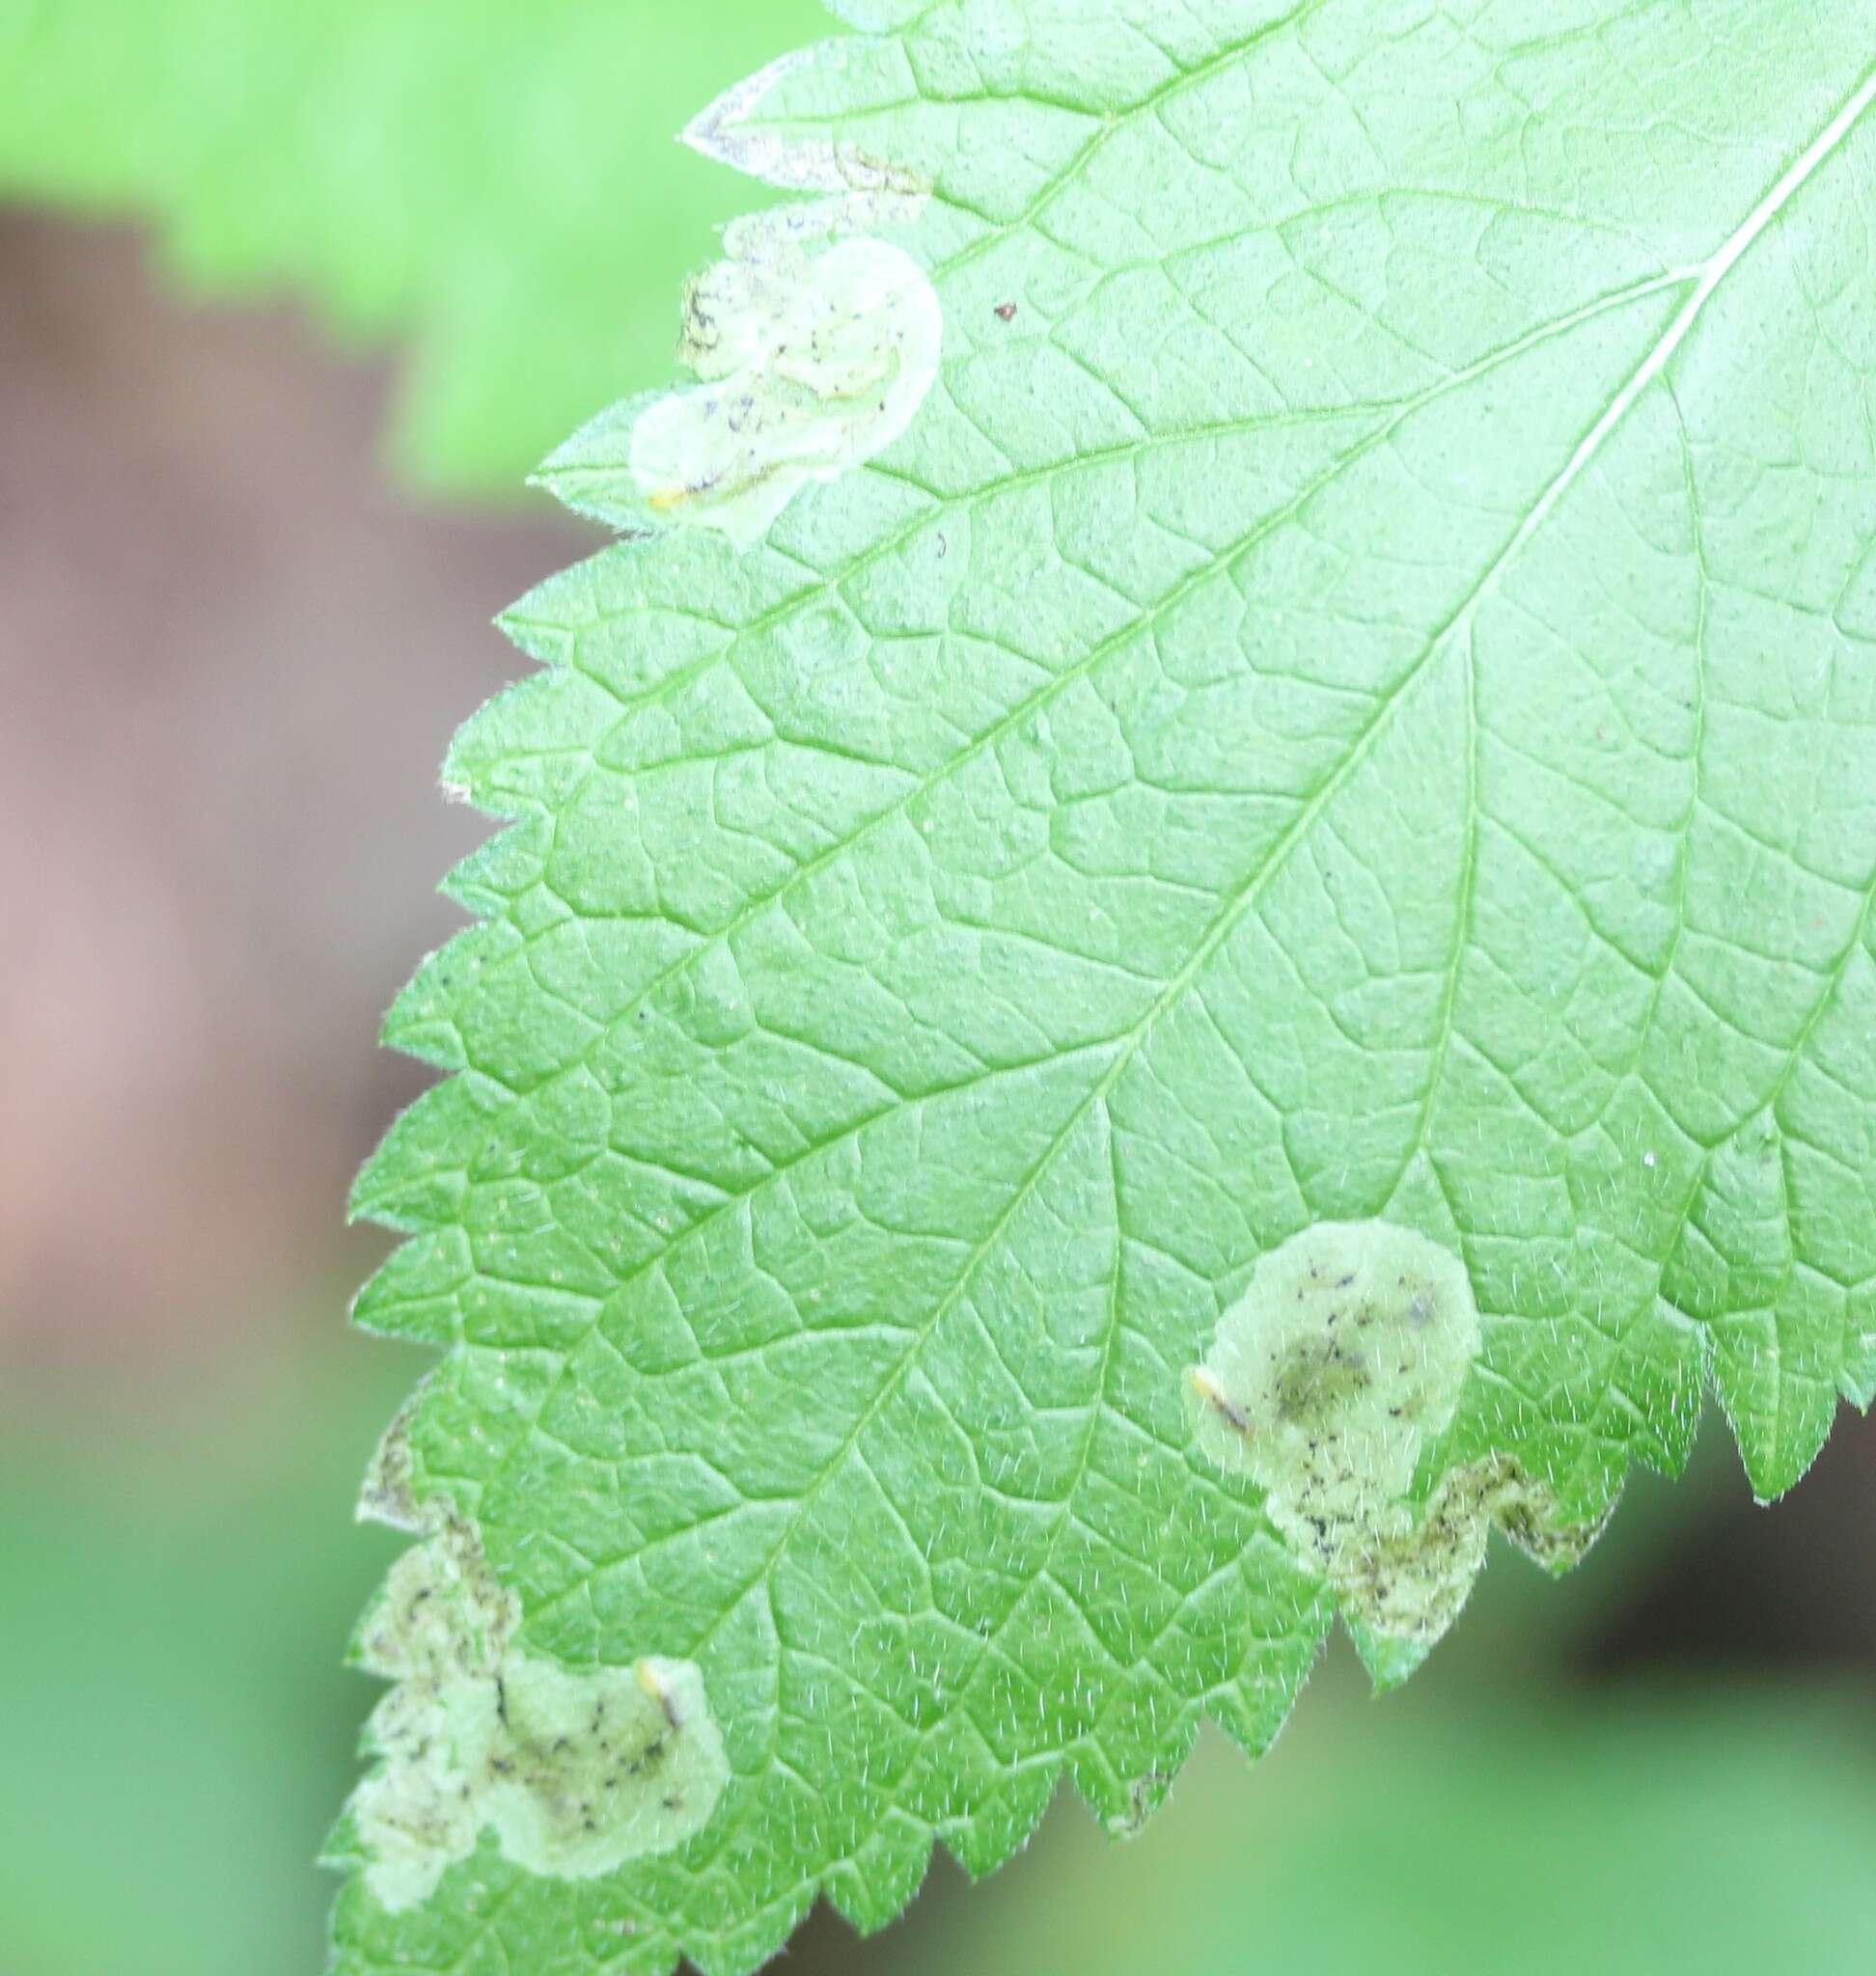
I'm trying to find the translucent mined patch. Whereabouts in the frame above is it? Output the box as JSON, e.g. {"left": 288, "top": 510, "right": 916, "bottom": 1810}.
{"left": 344, "top": 1414, "right": 729, "bottom": 1910}
{"left": 1188, "top": 1221, "right": 1603, "bottom": 1660}
{"left": 627, "top": 233, "right": 941, "bottom": 546}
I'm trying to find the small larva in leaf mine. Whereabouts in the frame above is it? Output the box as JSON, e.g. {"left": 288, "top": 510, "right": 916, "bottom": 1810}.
{"left": 1188, "top": 1221, "right": 1607, "bottom": 1681}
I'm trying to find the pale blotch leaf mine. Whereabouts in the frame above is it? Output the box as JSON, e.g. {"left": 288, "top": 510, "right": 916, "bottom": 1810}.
{"left": 1188, "top": 1221, "right": 1608, "bottom": 1676}
{"left": 342, "top": 1410, "right": 730, "bottom": 1910}
{"left": 627, "top": 230, "right": 941, "bottom": 547}
{"left": 602, "top": 45, "right": 942, "bottom": 547}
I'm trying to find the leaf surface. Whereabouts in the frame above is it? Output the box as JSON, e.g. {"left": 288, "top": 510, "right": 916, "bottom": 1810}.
{"left": 335, "top": 3, "right": 1876, "bottom": 1968}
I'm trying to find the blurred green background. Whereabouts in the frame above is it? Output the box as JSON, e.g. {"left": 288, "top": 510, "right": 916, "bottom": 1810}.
{"left": 2, "top": 5, "right": 1874, "bottom": 1975}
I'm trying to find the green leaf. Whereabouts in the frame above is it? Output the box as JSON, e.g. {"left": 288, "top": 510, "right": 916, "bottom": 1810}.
{"left": 336, "top": 2, "right": 1876, "bottom": 1968}
{"left": 0, "top": 0, "right": 828, "bottom": 492}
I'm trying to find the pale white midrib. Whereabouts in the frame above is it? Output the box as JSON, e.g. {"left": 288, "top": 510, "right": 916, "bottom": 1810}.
{"left": 1113, "top": 55, "right": 1876, "bottom": 1189}
{"left": 1378, "top": 56, "right": 1876, "bottom": 1201}
{"left": 1492, "top": 57, "right": 1876, "bottom": 580}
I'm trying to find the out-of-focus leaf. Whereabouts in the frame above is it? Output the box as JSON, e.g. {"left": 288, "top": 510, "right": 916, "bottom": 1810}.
{"left": 0, "top": 0, "right": 827, "bottom": 491}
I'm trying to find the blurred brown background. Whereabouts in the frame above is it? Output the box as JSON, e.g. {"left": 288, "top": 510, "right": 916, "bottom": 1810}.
{"left": 0, "top": 210, "right": 572, "bottom": 1377}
